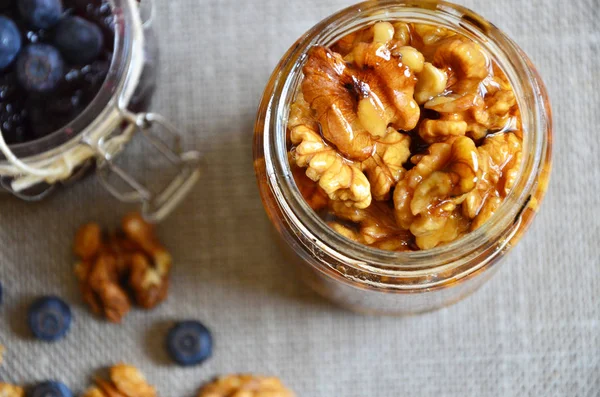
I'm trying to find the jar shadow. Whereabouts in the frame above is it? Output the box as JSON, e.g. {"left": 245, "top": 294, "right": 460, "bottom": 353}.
{"left": 6, "top": 294, "right": 36, "bottom": 339}
{"left": 157, "top": 117, "right": 338, "bottom": 313}
{"left": 143, "top": 319, "right": 174, "bottom": 366}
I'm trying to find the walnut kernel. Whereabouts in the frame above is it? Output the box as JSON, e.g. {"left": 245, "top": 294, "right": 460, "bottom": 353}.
{"left": 110, "top": 364, "right": 157, "bottom": 397}
{"left": 74, "top": 213, "right": 172, "bottom": 322}
{"left": 288, "top": 21, "right": 523, "bottom": 251}
{"left": 83, "top": 364, "right": 156, "bottom": 397}
{"left": 73, "top": 223, "right": 102, "bottom": 260}
{"left": 291, "top": 125, "right": 371, "bottom": 209}
{"left": 197, "top": 375, "right": 295, "bottom": 397}
{"left": 0, "top": 384, "right": 24, "bottom": 397}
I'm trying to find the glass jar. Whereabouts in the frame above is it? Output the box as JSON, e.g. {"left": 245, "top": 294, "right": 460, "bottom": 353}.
{"left": 0, "top": 0, "right": 201, "bottom": 222}
{"left": 254, "top": 0, "right": 552, "bottom": 315}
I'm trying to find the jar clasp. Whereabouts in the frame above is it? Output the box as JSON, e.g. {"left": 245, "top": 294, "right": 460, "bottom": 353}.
{"left": 0, "top": 109, "right": 201, "bottom": 223}
{"left": 94, "top": 109, "right": 202, "bottom": 223}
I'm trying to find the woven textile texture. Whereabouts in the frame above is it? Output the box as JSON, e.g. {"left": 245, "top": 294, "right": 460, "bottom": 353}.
{"left": 0, "top": 0, "right": 598, "bottom": 396}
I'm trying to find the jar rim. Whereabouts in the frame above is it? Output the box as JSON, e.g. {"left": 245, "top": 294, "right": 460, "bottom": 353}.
{"left": 257, "top": 0, "right": 552, "bottom": 278}
{"left": 2, "top": 0, "right": 143, "bottom": 161}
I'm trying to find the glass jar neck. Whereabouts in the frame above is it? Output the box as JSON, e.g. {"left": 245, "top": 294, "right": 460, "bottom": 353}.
{"left": 2, "top": 0, "right": 144, "bottom": 161}
{"left": 260, "top": 0, "right": 551, "bottom": 287}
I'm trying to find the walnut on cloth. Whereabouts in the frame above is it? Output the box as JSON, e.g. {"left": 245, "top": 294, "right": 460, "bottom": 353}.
{"left": 73, "top": 213, "right": 172, "bottom": 323}
{"left": 0, "top": 383, "right": 24, "bottom": 397}
{"left": 197, "top": 375, "right": 295, "bottom": 397}
{"left": 81, "top": 364, "right": 157, "bottom": 397}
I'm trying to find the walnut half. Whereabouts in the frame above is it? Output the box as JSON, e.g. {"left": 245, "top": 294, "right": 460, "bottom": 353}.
{"left": 393, "top": 136, "right": 479, "bottom": 249}
{"left": 0, "top": 383, "right": 24, "bottom": 397}
{"left": 291, "top": 125, "right": 372, "bottom": 209}
{"left": 73, "top": 213, "right": 172, "bottom": 323}
{"left": 329, "top": 201, "right": 412, "bottom": 251}
{"left": 82, "top": 364, "right": 157, "bottom": 397}
{"left": 197, "top": 375, "right": 295, "bottom": 397}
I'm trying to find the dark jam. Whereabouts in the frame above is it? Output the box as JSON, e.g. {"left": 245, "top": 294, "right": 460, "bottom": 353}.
{"left": 0, "top": 0, "right": 115, "bottom": 144}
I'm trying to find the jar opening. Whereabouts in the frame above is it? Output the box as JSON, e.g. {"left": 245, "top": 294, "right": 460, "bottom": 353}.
{"left": 2, "top": 0, "right": 139, "bottom": 161}
{"left": 262, "top": 0, "right": 551, "bottom": 274}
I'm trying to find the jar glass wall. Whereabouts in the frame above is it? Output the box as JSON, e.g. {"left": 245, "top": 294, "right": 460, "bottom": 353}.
{"left": 0, "top": 0, "right": 200, "bottom": 222}
{"left": 1, "top": 0, "right": 150, "bottom": 161}
{"left": 254, "top": 0, "right": 552, "bottom": 315}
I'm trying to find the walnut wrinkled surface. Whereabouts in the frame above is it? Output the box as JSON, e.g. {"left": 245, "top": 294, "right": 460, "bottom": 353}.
{"left": 329, "top": 201, "right": 412, "bottom": 251}
{"left": 432, "top": 38, "right": 489, "bottom": 89}
{"left": 197, "top": 375, "right": 295, "bottom": 397}
{"left": 288, "top": 21, "right": 523, "bottom": 250}
{"left": 393, "top": 136, "right": 478, "bottom": 249}
{"left": 302, "top": 46, "right": 374, "bottom": 161}
{"left": 413, "top": 23, "right": 455, "bottom": 46}
{"left": 362, "top": 127, "right": 411, "bottom": 201}
{"left": 81, "top": 387, "right": 107, "bottom": 397}
{"left": 0, "top": 384, "right": 24, "bottom": 397}
{"left": 73, "top": 213, "right": 172, "bottom": 322}
{"left": 420, "top": 54, "right": 518, "bottom": 142}
{"left": 290, "top": 158, "right": 329, "bottom": 211}
{"left": 464, "top": 132, "right": 523, "bottom": 230}
{"left": 291, "top": 125, "right": 372, "bottom": 209}
{"left": 110, "top": 364, "right": 157, "bottom": 397}
{"left": 351, "top": 42, "right": 420, "bottom": 131}
{"left": 82, "top": 364, "right": 156, "bottom": 397}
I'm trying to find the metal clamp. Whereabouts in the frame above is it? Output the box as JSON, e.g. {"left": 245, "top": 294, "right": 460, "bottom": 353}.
{"left": 0, "top": 176, "right": 56, "bottom": 201}
{"left": 139, "top": 0, "right": 155, "bottom": 29}
{"left": 95, "top": 111, "right": 201, "bottom": 223}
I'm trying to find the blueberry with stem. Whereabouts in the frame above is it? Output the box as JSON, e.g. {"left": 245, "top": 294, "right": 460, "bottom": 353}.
{"left": 28, "top": 381, "right": 73, "bottom": 397}
{"left": 0, "top": 16, "right": 22, "bottom": 70}
{"left": 16, "top": 44, "right": 64, "bottom": 93}
{"left": 166, "top": 320, "right": 213, "bottom": 366}
{"left": 18, "top": 0, "right": 63, "bottom": 29}
{"left": 54, "top": 16, "right": 103, "bottom": 64}
{"left": 27, "top": 296, "right": 72, "bottom": 342}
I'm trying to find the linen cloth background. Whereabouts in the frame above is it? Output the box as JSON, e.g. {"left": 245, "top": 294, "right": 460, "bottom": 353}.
{"left": 0, "top": 0, "right": 598, "bottom": 396}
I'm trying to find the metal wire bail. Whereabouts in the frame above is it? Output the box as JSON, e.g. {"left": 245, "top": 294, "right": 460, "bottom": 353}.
{"left": 96, "top": 109, "right": 201, "bottom": 223}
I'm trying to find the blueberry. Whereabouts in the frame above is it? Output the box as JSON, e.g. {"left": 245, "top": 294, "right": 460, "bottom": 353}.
{"left": 28, "top": 381, "right": 73, "bottom": 397}
{"left": 0, "top": 101, "right": 28, "bottom": 143}
{"left": 26, "top": 28, "right": 50, "bottom": 44}
{"left": 82, "top": 60, "right": 108, "bottom": 87}
{"left": 54, "top": 16, "right": 103, "bottom": 64}
{"left": 27, "top": 296, "right": 72, "bottom": 342}
{"left": 18, "top": 0, "right": 63, "bottom": 29}
{"left": 17, "top": 44, "right": 64, "bottom": 93}
{"left": 0, "top": 17, "right": 22, "bottom": 70}
{"left": 166, "top": 321, "right": 213, "bottom": 366}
